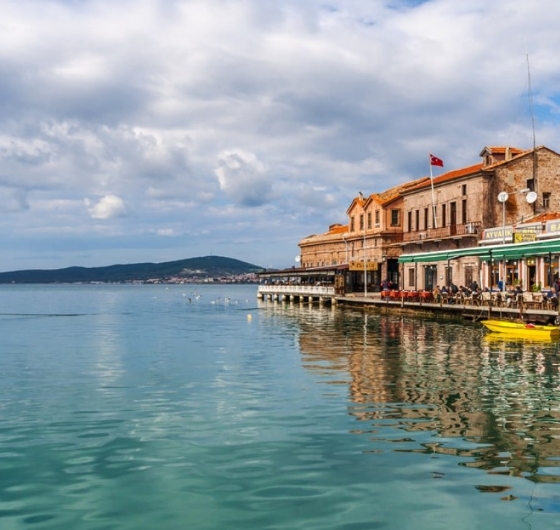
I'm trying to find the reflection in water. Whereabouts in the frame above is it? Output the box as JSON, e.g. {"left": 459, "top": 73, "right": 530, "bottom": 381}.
{"left": 266, "top": 302, "right": 560, "bottom": 485}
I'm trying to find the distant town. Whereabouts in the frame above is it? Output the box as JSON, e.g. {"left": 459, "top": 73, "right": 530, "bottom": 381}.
{"left": 0, "top": 256, "right": 263, "bottom": 285}
{"left": 141, "top": 272, "right": 259, "bottom": 285}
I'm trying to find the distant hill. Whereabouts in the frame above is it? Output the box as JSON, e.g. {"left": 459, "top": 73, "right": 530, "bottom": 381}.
{"left": 0, "top": 256, "right": 264, "bottom": 284}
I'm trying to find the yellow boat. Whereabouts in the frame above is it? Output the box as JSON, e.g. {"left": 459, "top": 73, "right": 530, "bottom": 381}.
{"left": 483, "top": 332, "right": 557, "bottom": 344}
{"left": 480, "top": 319, "right": 560, "bottom": 340}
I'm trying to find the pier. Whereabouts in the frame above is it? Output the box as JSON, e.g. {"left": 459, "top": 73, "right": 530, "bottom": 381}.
{"left": 257, "top": 284, "right": 336, "bottom": 305}
{"left": 257, "top": 285, "right": 560, "bottom": 324}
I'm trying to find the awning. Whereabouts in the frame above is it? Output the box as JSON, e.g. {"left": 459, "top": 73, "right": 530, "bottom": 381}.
{"left": 398, "top": 237, "right": 560, "bottom": 264}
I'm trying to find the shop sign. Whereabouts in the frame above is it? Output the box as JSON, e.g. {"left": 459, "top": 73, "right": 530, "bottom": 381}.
{"left": 483, "top": 226, "right": 512, "bottom": 243}
{"left": 546, "top": 220, "right": 560, "bottom": 236}
{"left": 349, "top": 260, "right": 379, "bottom": 271}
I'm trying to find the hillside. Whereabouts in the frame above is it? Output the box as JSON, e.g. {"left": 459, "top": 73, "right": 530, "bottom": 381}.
{"left": 0, "top": 255, "right": 264, "bottom": 284}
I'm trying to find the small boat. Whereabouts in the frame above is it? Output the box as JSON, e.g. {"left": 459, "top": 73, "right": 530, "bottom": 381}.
{"left": 480, "top": 319, "right": 560, "bottom": 340}
{"left": 483, "top": 332, "right": 556, "bottom": 344}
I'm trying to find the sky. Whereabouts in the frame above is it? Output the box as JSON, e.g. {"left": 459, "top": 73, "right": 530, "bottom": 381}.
{"left": 1, "top": 0, "right": 560, "bottom": 272}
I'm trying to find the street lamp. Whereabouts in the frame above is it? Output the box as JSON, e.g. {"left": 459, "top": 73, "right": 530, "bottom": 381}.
{"left": 497, "top": 188, "right": 532, "bottom": 245}
{"left": 363, "top": 218, "right": 367, "bottom": 297}
{"left": 496, "top": 187, "right": 535, "bottom": 291}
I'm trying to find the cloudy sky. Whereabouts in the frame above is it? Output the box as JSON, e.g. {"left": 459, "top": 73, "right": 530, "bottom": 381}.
{"left": 1, "top": 0, "right": 559, "bottom": 272}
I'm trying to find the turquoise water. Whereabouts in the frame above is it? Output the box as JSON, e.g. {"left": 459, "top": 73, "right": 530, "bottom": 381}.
{"left": 0, "top": 284, "right": 559, "bottom": 529}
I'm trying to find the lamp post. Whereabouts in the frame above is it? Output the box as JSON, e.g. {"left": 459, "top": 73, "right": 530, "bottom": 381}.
{"left": 363, "top": 220, "right": 367, "bottom": 297}
{"left": 496, "top": 188, "right": 532, "bottom": 290}
{"left": 497, "top": 188, "right": 531, "bottom": 245}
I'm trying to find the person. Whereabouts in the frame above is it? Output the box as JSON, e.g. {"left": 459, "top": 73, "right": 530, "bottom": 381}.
{"left": 547, "top": 287, "right": 558, "bottom": 310}
{"left": 470, "top": 280, "right": 479, "bottom": 292}
{"left": 433, "top": 285, "right": 441, "bottom": 303}
{"left": 504, "top": 284, "right": 516, "bottom": 307}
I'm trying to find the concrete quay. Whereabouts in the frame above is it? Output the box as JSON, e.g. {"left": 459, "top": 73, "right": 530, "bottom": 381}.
{"left": 258, "top": 285, "right": 559, "bottom": 324}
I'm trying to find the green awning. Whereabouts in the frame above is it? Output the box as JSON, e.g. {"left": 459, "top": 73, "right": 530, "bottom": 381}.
{"left": 398, "top": 238, "right": 560, "bottom": 264}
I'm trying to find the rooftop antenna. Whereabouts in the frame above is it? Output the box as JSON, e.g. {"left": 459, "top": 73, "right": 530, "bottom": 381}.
{"left": 526, "top": 48, "right": 538, "bottom": 207}
{"left": 526, "top": 50, "right": 536, "bottom": 151}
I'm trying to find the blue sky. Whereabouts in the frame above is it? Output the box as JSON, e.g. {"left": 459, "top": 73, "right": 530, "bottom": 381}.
{"left": 1, "top": 0, "right": 560, "bottom": 271}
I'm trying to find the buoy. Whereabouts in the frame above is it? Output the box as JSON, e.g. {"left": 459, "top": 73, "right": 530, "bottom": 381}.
{"left": 247, "top": 314, "right": 252, "bottom": 322}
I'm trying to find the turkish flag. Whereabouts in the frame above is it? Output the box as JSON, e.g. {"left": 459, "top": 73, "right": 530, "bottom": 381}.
{"left": 430, "top": 154, "right": 444, "bottom": 167}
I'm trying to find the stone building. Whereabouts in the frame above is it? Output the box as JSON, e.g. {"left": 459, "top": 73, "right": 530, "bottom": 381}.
{"left": 299, "top": 145, "right": 560, "bottom": 293}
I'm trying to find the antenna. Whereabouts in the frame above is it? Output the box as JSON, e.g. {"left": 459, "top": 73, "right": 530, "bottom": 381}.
{"left": 526, "top": 51, "right": 536, "bottom": 150}
{"left": 526, "top": 48, "right": 539, "bottom": 208}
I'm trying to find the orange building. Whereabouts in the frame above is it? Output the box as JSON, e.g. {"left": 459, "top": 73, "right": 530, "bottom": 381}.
{"left": 298, "top": 145, "right": 560, "bottom": 293}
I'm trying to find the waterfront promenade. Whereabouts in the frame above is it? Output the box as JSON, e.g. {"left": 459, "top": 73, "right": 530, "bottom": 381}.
{"left": 257, "top": 284, "right": 560, "bottom": 324}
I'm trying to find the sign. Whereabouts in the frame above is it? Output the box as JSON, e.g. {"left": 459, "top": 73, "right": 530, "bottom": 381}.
{"left": 483, "top": 226, "right": 513, "bottom": 243}
{"left": 546, "top": 220, "right": 560, "bottom": 236}
{"left": 349, "top": 260, "right": 379, "bottom": 271}
{"left": 513, "top": 232, "right": 537, "bottom": 243}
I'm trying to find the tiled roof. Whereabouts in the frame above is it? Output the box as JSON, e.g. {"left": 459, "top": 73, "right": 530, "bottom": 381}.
{"left": 346, "top": 197, "right": 365, "bottom": 214}
{"left": 327, "top": 224, "right": 349, "bottom": 235}
{"left": 369, "top": 176, "right": 431, "bottom": 205}
{"left": 403, "top": 163, "right": 484, "bottom": 193}
{"left": 521, "top": 211, "right": 560, "bottom": 224}
{"left": 481, "top": 146, "right": 525, "bottom": 155}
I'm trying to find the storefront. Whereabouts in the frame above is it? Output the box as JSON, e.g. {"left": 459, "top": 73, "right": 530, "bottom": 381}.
{"left": 399, "top": 238, "right": 560, "bottom": 291}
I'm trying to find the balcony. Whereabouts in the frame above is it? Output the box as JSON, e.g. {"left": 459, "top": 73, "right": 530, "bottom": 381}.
{"left": 402, "top": 222, "right": 481, "bottom": 244}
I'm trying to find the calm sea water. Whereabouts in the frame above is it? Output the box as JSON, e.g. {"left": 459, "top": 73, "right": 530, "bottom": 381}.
{"left": 0, "top": 283, "right": 559, "bottom": 530}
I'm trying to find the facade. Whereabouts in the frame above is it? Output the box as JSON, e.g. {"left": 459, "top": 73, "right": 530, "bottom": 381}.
{"left": 298, "top": 145, "right": 560, "bottom": 294}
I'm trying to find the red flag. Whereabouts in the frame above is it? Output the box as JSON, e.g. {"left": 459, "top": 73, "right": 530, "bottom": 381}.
{"left": 430, "top": 154, "right": 444, "bottom": 167}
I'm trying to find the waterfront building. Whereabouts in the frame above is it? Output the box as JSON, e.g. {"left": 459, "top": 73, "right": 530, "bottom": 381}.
{"left": 297, "top": 144, "right": 560, "bottom": 294}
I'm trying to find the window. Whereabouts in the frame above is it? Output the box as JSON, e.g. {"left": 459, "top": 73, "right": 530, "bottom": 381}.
{"left": 462, "top": 198, "right": 467, "bottom": 224}
{"left": 407, "top": 211, "right": 412, "bottom": 232}
{"left": 350, "top": 216, "right": 355, "bottom": 232}
{"left": 543, "top": 192, "right": 551, "bottom": 209}
{"left": 391, "top": 209, "right": 400, "bottom": 227}
{"left": 432, "top": 206, "right": 437, "bottom": 228}
{"left": 367, "top": 212, "right": 372, "bottom": 229}
{"left": 527, "top": 178, "right": 535, "bottom": 191}
{"left": 450, "top": 201, "right": 457, "bottom": 226}
{"left": 415, "top": 210, "right": 420, "bottom": 231}
{"left": 465, "top": 266, "right": 473, "bottom": 287}
{"left": 462, "top": 184, "right": 467, "bottom": 196}
{"left": 424, "top": 208, "right": 429, "bottom": 230}
{"left": 359, "top": 214, "right": 364, "bottom": 230}
{"left": 442, "top": 204, "right": 447, "bottom": 227}
{"left": 375, "top": 210, "right": 380, "bottom": 225}
{"left": 408, "top": 268, "right": 415, "bottom": 288}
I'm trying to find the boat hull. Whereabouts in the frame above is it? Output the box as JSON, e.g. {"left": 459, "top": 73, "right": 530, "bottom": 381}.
{"left": 481, "top": 319, "right": 560, "bottom": 340}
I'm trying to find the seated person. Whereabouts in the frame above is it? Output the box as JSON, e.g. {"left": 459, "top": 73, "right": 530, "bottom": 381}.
{"left": 503, "top": 285, "right": 516, "bottom": 306}
{"left": 547, "top": 288, "right": 558, "bottom": 309}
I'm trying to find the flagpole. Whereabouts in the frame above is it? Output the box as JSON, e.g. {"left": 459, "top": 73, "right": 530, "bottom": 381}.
{"left": 429, "top": 154, "right": 438, "bottom": 229}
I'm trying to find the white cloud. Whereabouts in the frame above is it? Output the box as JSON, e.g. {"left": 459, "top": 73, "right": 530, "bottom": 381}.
{"left": 155, "top": 228, "right": 175, "bottom": 236}
{"left": 85, "top": 195, "right": 127, "bottom": 219}
{"left": 0, "top": 0, "right": 559, "bottom": 270}
{"left": 215, "top": 149, "right": 272, "bottom": 207}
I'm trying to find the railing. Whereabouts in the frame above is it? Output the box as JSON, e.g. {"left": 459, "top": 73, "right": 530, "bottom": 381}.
{"left": 402, "top": 222, "right": 481, "bottom": 243}
{"left": 258, "top": 284, "right": 335, "bottom": 296}
{"left": 380, "top": 289, "right": 556, "bottom": 311}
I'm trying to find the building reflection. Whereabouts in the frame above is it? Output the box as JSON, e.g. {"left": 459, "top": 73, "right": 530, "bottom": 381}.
{"left": 292, "top": 307, "right": 560, "bottom": 483}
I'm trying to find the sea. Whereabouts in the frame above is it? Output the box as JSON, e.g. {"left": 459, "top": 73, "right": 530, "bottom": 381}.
{"left": 0, "top": 283, "right": 559, "bottom": 530}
